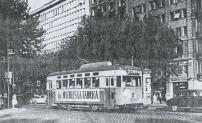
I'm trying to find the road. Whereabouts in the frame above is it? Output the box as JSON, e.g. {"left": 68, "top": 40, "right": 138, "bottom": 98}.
{"left": 0, "top": 104, "right": 202, "bottom": 123}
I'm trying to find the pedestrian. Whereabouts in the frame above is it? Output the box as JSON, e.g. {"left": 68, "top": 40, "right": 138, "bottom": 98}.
{"left": 153, "top": 94, "right": 157, "bottom": 104}
{"left": 12, "top": 94, "right": 17, "bottom": 108}
{"left": 159, "top": 92, "right": 162, "bottom": 104}
{"left": 151, "top": 94, "right": 154, "bottom": 104}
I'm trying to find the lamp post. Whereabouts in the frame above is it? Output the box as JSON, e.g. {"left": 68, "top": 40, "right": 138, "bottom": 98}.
{"left": 4, "top": 35, "right": 12, "bottom": 108}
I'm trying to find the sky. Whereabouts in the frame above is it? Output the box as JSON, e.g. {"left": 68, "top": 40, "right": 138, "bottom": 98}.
{"left": 28, "top": 0, "right": 51, "bottom": 12}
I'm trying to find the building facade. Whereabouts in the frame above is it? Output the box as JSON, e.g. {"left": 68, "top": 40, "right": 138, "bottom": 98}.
{"left": 89, "top": 0, "right": 127, "bottom": 18}
{"left": 31, "top": 0, "right": 90, "bottom": 52}
{"left": 126, "top": 0, "right": 202, "bottom": 99}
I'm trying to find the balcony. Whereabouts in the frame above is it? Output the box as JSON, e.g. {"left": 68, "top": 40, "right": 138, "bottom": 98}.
{"left": 197, "top": 73, "right": 202, "bottom": 81}
{"left": 196, "top": 52, "right": 202, "bottom": 61}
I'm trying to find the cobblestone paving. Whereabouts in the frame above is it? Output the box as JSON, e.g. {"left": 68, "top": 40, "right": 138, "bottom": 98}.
{"left": 0, "top": 105, "right": 201, "bottom": 123}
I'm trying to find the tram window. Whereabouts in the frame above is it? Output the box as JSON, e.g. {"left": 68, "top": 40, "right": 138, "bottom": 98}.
{"left": 134, "top": 78, "right": 140, "bottom": 87}
{"left": 57, "top": 76, "right": 61, "bottom": 79}
{"left": 76, "top": 78, "right": 83, "bottom": 88}
{"left": 70, "top": 75, "right": 74, "bottom": 77}
{"left": 84, "top": 78, "right": 91, "bottom": 88}
{"left": 123, "top": 76, "right": 141, "bottom": 87}
{"left": 77, "top": 74, "right": 82, "bottom": 77}
{"left": 85, "top": 73, "right": 90, "bottom": 76}
{"left": 56, "top": 80, "right": 62, "bottom": 89}
{"left": 62, "top": 79, "right": 68, "bottom": 89}
{"left": 63, "top": 76, "right": 67, "bottom": 78}
{"left": 106, "top": 78, "right": 109, "bottom": 86}
{"left": 111, "top": 78, "right": 114, "bottom": 86}
{"left": 92, "top": 77, "right": 99, "bottom": 88}
{"left": 123, "top": 76, "right": 132, "bottom": 87}
{"left": 138, "top": 77, "right": 141, "bottom": 86}
{"left": 117, "top": 76, "right": 121, "bottom": 87}
{"left": 48, "top": 81, "right": 52, "bottom": 89}
{"left": 93, "top": 72, "right": 99, "bottom": 76}
{"left": 69, "top": 79, "right": 75, "bottom": 88}
{"left": 111, "top": 92, "right": 115, "bottom": 99}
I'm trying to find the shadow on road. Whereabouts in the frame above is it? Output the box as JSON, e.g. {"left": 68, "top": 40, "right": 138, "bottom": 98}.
{"left": 0, "top": 119, "right": 58, "bottom": 123}
{"left": 0, "top": 118, "right": 192, "bottom": 123}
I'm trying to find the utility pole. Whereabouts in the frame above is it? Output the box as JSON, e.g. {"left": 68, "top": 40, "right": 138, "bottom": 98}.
{"left": 6, "top": 33, "right": 10, "bottom": 108}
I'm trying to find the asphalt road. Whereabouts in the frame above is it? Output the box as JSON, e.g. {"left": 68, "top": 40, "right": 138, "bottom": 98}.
{"left": 0, "top": 104, "right": 202, "bottom": 123}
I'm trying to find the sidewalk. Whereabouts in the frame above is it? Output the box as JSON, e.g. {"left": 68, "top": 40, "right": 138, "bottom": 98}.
{"left": 0, "top": 108, "right": 26, "bottom": 115}
{"left": 147, "top": 102, "right": 168, "bottom": 110}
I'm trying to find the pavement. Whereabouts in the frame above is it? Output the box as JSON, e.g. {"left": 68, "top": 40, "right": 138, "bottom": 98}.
{"left": 0, "top": 108, "right": 26, "bottom": 115}
{"left": 147, "top": 102, "right": 168, "bottom": 110}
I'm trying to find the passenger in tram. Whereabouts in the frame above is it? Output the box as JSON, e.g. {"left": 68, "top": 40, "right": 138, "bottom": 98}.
{"left": 70, "top": 83, "right": 75, "bottom": 88}
{"left": 76, "top": 83, "right": 82, "bottom": 88}
{"left": 84, "top": 83, "right": 90, "bottom": 88}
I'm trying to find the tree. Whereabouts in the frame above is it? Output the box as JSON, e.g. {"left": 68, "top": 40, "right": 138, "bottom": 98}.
{"left": 0, "top": 0, "right": 45, "bottom": 58}
{"left": 141, "top": 16, "right": 179, "bottom": 99}
{"left": 60, "top": 15, "right": 180, "bottom": 100}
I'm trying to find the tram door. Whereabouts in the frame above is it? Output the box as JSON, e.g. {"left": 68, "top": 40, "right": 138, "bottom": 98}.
{"left": 104, "top": 77, "right": 116, "bottom": 108}
{"left": 48, "top": 90, "right": 55, "bottom": 106}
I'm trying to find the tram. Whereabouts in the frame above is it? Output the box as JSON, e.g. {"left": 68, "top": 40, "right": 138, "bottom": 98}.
{"left": 46, "top": 61, "right": 151, "bottom": 110}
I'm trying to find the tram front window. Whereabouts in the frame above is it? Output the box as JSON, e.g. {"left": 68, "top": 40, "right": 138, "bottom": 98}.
{"left": 123, "top": 76, "right": 141, "bottom": 87}
{"left": 56, "top": 80, "right": 61, "bottom": 89}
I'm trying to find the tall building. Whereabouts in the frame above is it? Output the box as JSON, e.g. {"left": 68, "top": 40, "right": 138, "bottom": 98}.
{"left": 31, "top": 0, "right": 90, "bottom": 52}
{"left": 126, "top": 0, "right": 202, "bottom": 99}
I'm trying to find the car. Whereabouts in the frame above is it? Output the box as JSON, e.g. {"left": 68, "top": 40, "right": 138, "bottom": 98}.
{"left": 166, "top": 89, "right": 202, "bottom": 111}
{"left": 30, "top": 95, "right": 47, "bottom": 104}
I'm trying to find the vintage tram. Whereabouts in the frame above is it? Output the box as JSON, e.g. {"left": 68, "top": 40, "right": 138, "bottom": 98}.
{"left": 46, "top": 62, "right": 151, "bottom": 110}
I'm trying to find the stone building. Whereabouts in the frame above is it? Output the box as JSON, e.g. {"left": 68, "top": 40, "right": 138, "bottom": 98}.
{"left": 127, "top": 0, "right": 202, "bottom": 99}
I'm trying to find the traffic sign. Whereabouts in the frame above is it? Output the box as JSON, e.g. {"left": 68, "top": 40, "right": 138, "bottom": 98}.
{"left": 4, "top": 72, "right": 12, "bottom": 79}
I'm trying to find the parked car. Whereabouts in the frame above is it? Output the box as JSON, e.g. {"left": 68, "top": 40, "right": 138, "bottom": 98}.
{"left": 30, "top": 95, "right": 47, "bottom": 104}
{"left": 167, "top": 89, "right": 202, "bottom": 111}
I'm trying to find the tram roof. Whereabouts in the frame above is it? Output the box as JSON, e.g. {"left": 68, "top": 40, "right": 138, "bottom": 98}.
{"left": 48, "top": 65, "right": 142, "bottom": 77}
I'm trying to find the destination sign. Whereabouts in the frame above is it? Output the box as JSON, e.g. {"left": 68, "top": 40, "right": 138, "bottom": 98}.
{"left": 56, "top": 89, "right": 100, "bottom": 102}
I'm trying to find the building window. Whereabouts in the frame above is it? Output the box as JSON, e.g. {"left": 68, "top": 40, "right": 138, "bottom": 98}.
{"left": 183, "top": 41, "right": 188, "bottom": 55}
{"left": 91, "top": 0, "right": 96, "bottom": 4}
{"left": 133, "top": 6, "right": 141, "bottom": 14}
{"left": 176, "top": 27, "right": 181, "bottom": 37}
{"left": 157, "top": 0, "right": 165, "bottom": 8}
{"left": 133, "top": 4, "right": 146, "bottom": 14}
{"left": 149, "top": 1, "right": 157, "bottom": 11}
{"left": 160, "top": 14, "right": 166, "bottom": 23}
{"left": 101, "top": 3, "right": 107, "bottom": 13}
{"left": 49, "top": 21, "right": 53, "bottom": 28}
{"left": 181, "top": 8, "right": 187, "bottom": 18}
{"left": 169, "top": 0, "right": 178, "bottom": 5}
{"left": 170, "top": 9, "right": 186, "bottom": 21}
{"left": 182, "top": 26, "right": 187, "bottom": 37}
{"left": 91, "top": 8, "right": 95, "bottom": 16}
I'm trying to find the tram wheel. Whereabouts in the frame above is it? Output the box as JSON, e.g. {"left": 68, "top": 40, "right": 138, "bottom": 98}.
{"left": 66, "top": 105, "right": 71, "bottom": 110}
{"left": 171, "top": 105, "right": 178, "bottom": 112}
{"left": 91, "top": 106, "right": 98, "bottom": 111}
